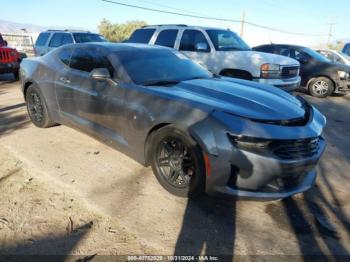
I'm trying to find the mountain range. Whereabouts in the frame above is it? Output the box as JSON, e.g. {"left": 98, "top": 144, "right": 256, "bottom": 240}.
{"left": 0, "top": 19, "right": 94, "bottom": 33}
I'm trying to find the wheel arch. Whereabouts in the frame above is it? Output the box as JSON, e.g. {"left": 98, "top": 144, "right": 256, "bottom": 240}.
{"left": 306, "top": 75, "right": 336, "bottom": 90}
{"left": 219, "top": 68, "right": 253, "bottom": 80}
{"left": 144, "top": 123, "right": 172, "bottom": 166}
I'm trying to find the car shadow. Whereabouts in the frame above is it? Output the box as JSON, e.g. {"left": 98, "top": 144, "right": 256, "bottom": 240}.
{"left": 0, "top": 104, "right": 29, "bottom": 137}
{"left": 174, "top": 195, "right": 236, "bottom": 257}
{"left": 0, "top": 223, "right": 94, "bottom": 262}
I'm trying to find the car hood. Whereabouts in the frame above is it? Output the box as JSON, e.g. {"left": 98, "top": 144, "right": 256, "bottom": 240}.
{"left": 220, "top": 50, "right": 299, "bottom": 66}
{"left": 149, "top": 78, "right": 306, "bottom": 121}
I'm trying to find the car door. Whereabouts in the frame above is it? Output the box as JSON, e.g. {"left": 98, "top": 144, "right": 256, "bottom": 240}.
{"left": 177, "top": 29, "right": 212, "bottom": 70}
{"left": 56, "top": 46, "right": 127, "bottom": 144}
{"left": 276, "top": 46, "right": 310, "bottom": 81}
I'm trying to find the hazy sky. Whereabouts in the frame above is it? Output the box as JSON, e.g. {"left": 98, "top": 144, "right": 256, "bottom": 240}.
{"left": 1, "top": 0, "right": 349, "bottom": 47}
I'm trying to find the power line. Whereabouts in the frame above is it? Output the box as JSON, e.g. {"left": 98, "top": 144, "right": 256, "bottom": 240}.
{"left": 101, "top": 0, "right": 327, "bottom": 37}
{"left": 133, "top": 0, "right": 209, "bottom": 17}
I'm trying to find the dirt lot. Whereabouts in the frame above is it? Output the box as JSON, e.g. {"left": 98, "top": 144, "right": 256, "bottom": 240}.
{"left": 0, "top": 74, "right": 350, "bottom": 260}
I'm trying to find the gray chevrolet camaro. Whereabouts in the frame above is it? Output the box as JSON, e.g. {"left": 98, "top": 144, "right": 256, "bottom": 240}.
{"left": 20, "top": 43, "right": 326, "bottom": 199}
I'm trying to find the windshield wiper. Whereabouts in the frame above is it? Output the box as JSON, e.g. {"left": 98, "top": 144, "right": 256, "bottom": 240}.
{"left": 142, "top": 80, "right": 180, "bottom": 86}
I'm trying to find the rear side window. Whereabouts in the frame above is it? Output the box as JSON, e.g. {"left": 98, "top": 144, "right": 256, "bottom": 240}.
{"left": 155, "top": 30, "right": 178, "bottom": 48}
{"left": 343, "top": 44, "right": 350, "bottom": 56}
{"left": 49, "top": 33, "right": 73, "bottom": 48}
{"left": 73, "top": 33, "right": 106, "bottom": 43}
{"left": 58, "top": 48, "right": 73, "bottom": 66}
{"left": 129, "top": 29, "right": 155, "bottom": 44}
{"left": 179, "top": 30, "right": 210, "bottom": 52}
{"left": 35, "top": 32, "right": 50, "bottom": 46}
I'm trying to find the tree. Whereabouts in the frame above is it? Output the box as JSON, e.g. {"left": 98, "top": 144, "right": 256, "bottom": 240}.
{"left": 98, "top": 19, "right": 147, "bottom": 42}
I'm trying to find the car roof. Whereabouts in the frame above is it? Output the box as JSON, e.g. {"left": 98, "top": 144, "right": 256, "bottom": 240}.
{"left": 61, "top": 42, "right": 172, "bottom": 52}
{"left": 256, "top": 44, "right": 306, "bottom": 49}
{"left": 42, "top": 30, "right": 95, "bottom": 34}
{"left": 141, "top": 24, "right": 233, "bottom": 31}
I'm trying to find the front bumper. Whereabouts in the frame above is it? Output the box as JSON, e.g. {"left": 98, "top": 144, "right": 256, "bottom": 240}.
{"left": 194, "top": 107, "right": 326, "bottom": 201}
{"left": 255, "top": 76, "right": 301, "bottom": 92}
{"left": 335, "top": 78, "right": 350, "bottom": 94}
{"left": 205, "top": 136, "right": 325, "bottom": 200}
{"left": 0, "top": 62, "right": 19, "bottom": 74}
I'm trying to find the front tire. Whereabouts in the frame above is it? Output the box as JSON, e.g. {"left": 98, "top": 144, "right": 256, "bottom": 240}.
{"left": 26, "top": 85, "right": 56, "bottom": 128}
{"left": 308, "top": 77, "right": 334, "bottom": 98}
{"left": 150, "top": 126, "right": 205, "bottom": 198}
{"left": 13, "top": 71, "right": 19, "bottom": 81}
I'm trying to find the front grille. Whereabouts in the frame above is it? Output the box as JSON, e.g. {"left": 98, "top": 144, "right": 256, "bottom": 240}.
{"left": 0, "top": 50, "right": 10, "bottom": 62}
{"left": 281, "top": 66, "right": 299, "bottom": 79}
{"left": 270, "top": 137, "right": 320, "bottom": 160}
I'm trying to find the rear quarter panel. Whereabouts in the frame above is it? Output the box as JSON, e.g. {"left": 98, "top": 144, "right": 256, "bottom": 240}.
{"left": 20, "top": 54, "right": 62, "bottom": 119}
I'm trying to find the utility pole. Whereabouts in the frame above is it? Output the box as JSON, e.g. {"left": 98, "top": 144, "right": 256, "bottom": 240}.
{"left": 240, "top": 11, "right": 246, "bottom": 38}
{"left": 327, "top": 19, "right": 336, "bottom": 47}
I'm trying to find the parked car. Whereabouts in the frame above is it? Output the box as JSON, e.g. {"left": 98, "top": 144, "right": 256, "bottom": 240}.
{"left": 317, "top": 49, "right": 350, "bottom": 66}
{"left": 254, "top": 44, "right": 350, "bottom": 98}
{"left": 342, "top": 43, "right": 350, "bottom": 56}
{"left": 127, "top": 25, "right": 301, "bottom": 92}
{"left": 0, "top": 32, "right": 20, "bottom": 80}
{"left": 34, "top": 30, "right": 107, "bottom": 56}
{"left": 20, "top": 43, "right": 326, "bottom": 199}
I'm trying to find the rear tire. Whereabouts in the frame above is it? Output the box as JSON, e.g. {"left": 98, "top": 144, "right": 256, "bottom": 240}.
{"left": 26, "top": 85, "right": 56, "bottom": 128}
{"left": 308, "top": 77, "right": 334, "bottom": 98}
{"left": 150, "top": 126, "right": 205, "bottom": 198}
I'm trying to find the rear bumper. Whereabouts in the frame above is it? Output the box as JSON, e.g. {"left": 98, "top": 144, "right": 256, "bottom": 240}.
{"left": 0, "top": 62, "right": 19, "bottom": 73}
{"left": 255, "top": 76, "right": 301, "bottom": 92}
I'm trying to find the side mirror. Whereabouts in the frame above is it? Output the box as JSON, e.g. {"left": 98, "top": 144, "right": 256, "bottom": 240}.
{"left": 3, "top": 40, "right": 8, "bottom": 47}
{"left": 90, "top": 68, "right": 111, "bottom": 80}
{"left": 195, "top": 42, "right": 209, "bottom": 52}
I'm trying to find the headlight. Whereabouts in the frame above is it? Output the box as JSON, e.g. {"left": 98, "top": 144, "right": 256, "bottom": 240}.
{"left": 10, "top": 51, "right": 17, "bottom": 57}
{"left": 260, "top": 63, "right": 280, "bottom": 79}
{"left": 337, "top": 71, "right": 350, "bottom": 79}
{"left": 228, "top": 134, "right": 271, "bottom": 151}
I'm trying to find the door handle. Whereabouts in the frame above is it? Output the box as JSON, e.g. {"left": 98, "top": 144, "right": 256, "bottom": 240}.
{"left": 59, "top": 77, "right": 71, "bottom": 84}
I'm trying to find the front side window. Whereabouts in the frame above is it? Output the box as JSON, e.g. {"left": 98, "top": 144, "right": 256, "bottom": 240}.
{"left": 111, "top": 49, "right": 211, "bottom": 85}
{"left": 155, "top": 30, "right": 178, "bottom": 48}
{"left": 69, "top": 47, "right": 94, "bottom": 72}
{"left": 73, "top": 33, "right": 106, "bottom": 43}
{"left": 179, "top": 30, "right": 210, "bottom": 52}
{"left": 91, "top": 49, "right": 114, "bottom": 75}
{"left": 36, "top": 32, "right": 50, "bottom": 46}
{"left": 128, "top": 29, "right": 155, "bottom": 44}
{"left": 206, "top": 30, "right": 250, "bottom": 51}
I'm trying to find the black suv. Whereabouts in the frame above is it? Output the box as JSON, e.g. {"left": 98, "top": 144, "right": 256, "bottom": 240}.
{"left": 254, "top": 44, "right": 350, "bottom": 98}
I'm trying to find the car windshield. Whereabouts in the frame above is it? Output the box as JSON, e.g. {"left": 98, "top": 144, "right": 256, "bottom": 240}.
{"left": 73, "top": 33, "right": 106, "bottom": 43}
{"left": 206, "top": 30, "right": 251, "bottom": 51}
{"left": 302, "top": 47, "right": 330, "bottom": 62}
{"left": 111, "top": 49, "right": 212, "bottom": 85}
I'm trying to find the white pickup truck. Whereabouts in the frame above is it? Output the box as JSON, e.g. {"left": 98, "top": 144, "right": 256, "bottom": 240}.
{"left": 128, "top": 25, "right": 301, "bottom": 92}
